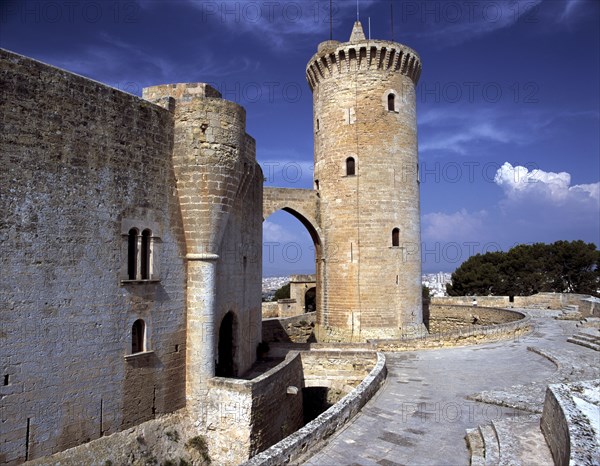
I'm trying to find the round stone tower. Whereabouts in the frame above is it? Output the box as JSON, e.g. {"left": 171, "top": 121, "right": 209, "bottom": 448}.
{"left": 307, "top": 21, "right": 424, "bottom": 342}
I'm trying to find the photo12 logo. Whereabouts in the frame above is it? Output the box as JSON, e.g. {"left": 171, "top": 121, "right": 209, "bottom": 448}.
{"left": 1, "top": 1, "right": 142, "bottom": 24}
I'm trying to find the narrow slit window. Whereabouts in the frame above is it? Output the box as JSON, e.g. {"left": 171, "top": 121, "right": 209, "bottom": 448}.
{"left": 141, "top": 229, "right": 152, "bottom": 280}
{"left": 388, "top": 93, "right": 395, "bottom": 111}
{"left": 392, "top": 228, "right": 400, "bottom": 247}
{"left": 346, "top": 157, "right": 356, "bottom": 176}
{"left": 132, "top": 319, "right": 145, "bottom": 354}
{"left": 127, "top": 228, "right": 139, "bottom": 280}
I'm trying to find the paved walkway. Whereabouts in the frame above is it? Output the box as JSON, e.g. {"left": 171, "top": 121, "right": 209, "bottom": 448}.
{"left": 303, "top": 312, "right": 599, "bottom": 466}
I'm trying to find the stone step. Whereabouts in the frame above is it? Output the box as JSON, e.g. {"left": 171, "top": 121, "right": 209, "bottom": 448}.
{"left": 465, "top": 428, "right": 485, "bottom": 466}
{"left": 569, "top": 332, "right": 600, "bottom": 343}
{"left": 567, "top": 337, "right": 600, "bottom": 352}
{"left": 581, "top": 317, "right": 600, "bottom": 323}
{"left": 491, "top": 415, "right": 554, "bottom": 466}
{"left": 576, "top": 317, "right": 600, "bottom": 328}
{"left": 556, "top": 310, "right": 583, "bottom": 320}
{"left": 479, "top": 424, "right": 500, "bottom": 466}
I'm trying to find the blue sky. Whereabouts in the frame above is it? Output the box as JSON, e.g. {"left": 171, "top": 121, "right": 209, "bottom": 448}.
{"left": 2, "top": 0, "right": 599, "bottom": 275}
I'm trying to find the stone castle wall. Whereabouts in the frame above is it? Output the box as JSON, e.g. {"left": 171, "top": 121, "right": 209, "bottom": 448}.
{"left": 1, "top": 52, "right": 264, "bottom": 465}
{"left": 0, "top": 50, "right": 187, "bottom": 464}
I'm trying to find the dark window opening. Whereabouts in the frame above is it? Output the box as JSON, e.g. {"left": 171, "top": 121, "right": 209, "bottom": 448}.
{"left": 346, "top": 157, "right": 356, "bottom": 176}
{"left": 175, "top": 344, "right": 180, "bottom": 353}
{"left": 392, "top": 228, "right": 400, "bottom": 247}
{"left": 316, "top": 119, "right": 320, "bottom": 131}
{"left": 127, "top": 228, "right": 138, "bottom": 280}
{"left": 132, "top": 319, "right": 145, "bottom": 354}
{"left": 509, "top": 296, "right": 515, "bottom": 303}
{"left": 141, "top": 229, "right": 151, "bottom": 280}
{"left": 388, "top": 93, "right": 395, "bottom": 111}
{"left": 315, "top": 180, "right": 320, "bottom": 190}
{"left": 3, "top": 374, "right": 8, "bottom": 386}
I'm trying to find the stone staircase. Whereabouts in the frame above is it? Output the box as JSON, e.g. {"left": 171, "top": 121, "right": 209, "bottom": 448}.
{"left": 567, "top": 327, "right": 600, "bottom": 351}
{"left": 555, "top": 304, "right": 583, "bottom": 321}
{"left": 465, "top": 415, "right": 554, "bottom": 466}
{"left": 576, "top": 316, "right": 600, "bottom": 328}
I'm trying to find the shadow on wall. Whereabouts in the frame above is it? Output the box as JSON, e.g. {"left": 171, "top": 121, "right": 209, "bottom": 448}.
{"left": 262, "top": 312, "right": 317, "bottom": 344}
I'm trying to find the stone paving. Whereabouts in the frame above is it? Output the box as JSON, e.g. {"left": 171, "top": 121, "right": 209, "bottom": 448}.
{"left": 303, "top": 311, "right": 600, "bottom": 466}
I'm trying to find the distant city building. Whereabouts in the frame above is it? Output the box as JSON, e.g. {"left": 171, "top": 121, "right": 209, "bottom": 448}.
{"left": 422, "top": 272, "right": 453, "bottom": 297}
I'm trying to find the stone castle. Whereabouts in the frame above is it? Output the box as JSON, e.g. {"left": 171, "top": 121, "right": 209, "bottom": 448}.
{"left": 0, "top": 20, "right": 425, "bottom": 464}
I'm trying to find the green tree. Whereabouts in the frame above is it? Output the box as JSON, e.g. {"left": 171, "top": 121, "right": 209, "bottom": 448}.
{"left": 422, "top": 285, "right": 431, "bottom": 300}
{"left": 447, "top": 241, "right": 599, "bottom": 296}
{"left": 272, "top": 283, "right": 290, "bottom": 301}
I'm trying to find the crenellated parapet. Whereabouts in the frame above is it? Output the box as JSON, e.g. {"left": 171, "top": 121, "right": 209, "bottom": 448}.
{"left": 306, "top": 39, "right": 422, "bottom": 92}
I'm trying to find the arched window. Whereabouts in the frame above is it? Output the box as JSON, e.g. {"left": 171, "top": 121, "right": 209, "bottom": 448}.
{"left": 131, "top": 319, "right": 145, "bottom": 354}
{"left": 141, "top": 229, "right": 152, "bottom": 280}
{"left": 346, "top": 157, "right": 356, "bottom": 176}
{"left": 388, "top": 93, "right": 395, "bottom": 111}
{"left": 392, "top": 228, "right": 400, "bottom": 247}
{"left": 127, "top": 228, "right": 139, "bottom": 280}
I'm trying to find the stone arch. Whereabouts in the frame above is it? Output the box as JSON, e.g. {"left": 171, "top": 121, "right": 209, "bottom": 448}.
{"left": 263, "top": 187, "right": 321, "bottom": 246}
{"left": 263, "top": 187, "right": 323, "bottom": 320}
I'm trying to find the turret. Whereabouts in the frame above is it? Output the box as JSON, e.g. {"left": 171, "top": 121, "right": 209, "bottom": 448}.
{"left": 307, "top": 22, "right": 425, "bottom": 341}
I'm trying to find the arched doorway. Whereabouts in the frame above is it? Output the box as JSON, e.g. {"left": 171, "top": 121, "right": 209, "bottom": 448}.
{"left": 216, "top": 311, "right": 236, "bottom": 377}
{"left": 305, "top": 287, "right": 316, "bottom": 313}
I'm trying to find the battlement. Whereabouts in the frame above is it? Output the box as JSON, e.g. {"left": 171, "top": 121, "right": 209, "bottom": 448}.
{"left": 306, "top": 40, "right": 421, "bottom": 92}
{"left": 306, "top": 22, "right": 421, "bottom": 92}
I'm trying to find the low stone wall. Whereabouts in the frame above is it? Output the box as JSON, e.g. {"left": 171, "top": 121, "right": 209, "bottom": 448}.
{"left": 261, "top": 298, "right": 314, "bottom": 319}
{"left": 22, "top": 349, "right": 381, "bottom": 466}
{"left": 207, "top": 352, "right": 305, "bottom": 463}
{"left": 262, "top": 312, "right": 316, "bottom": 343}
{"left": 433, "top": 293, "right": 599, "bottom": 316}
{"left": 241, "top": 353, "right": 387, "bottom": 466}
{"left": 541, "top": 379, "right": 600, "bottom": 466}
{"left": 432, "top": 296, "right": 510, "bottom": 307}
{"left": 300, "top": 351, "right": 378, "bottom": 419}
{"left": 567, "top": 295, "right": 599, "bottom": 317}
{"left": 428, "top": 304, "right": 523, "bottom": 333}
{"left": 372, "top": 306, "right": 530, "bottom": 350}
{"left": 261, "top": 302, "right": 279, "bottom": 319}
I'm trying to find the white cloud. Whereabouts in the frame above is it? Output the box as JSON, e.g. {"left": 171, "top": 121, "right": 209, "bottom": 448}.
{"left": 494, "top": 162, "right": 600, "bottom": 204}
{"left": 419, "top": 107, "right": 599, "bottom": 157}
{"left": 420, "top": 122, "right": 514, "bottom": 155}
{"left": 559, "top": 0, "right": 585, "bottom": 22}
{"left": 263, "top": 220, "right": 298, "bottom": 242}
{"left": 422, "top": 209, "right": 488, "bottom": 242}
